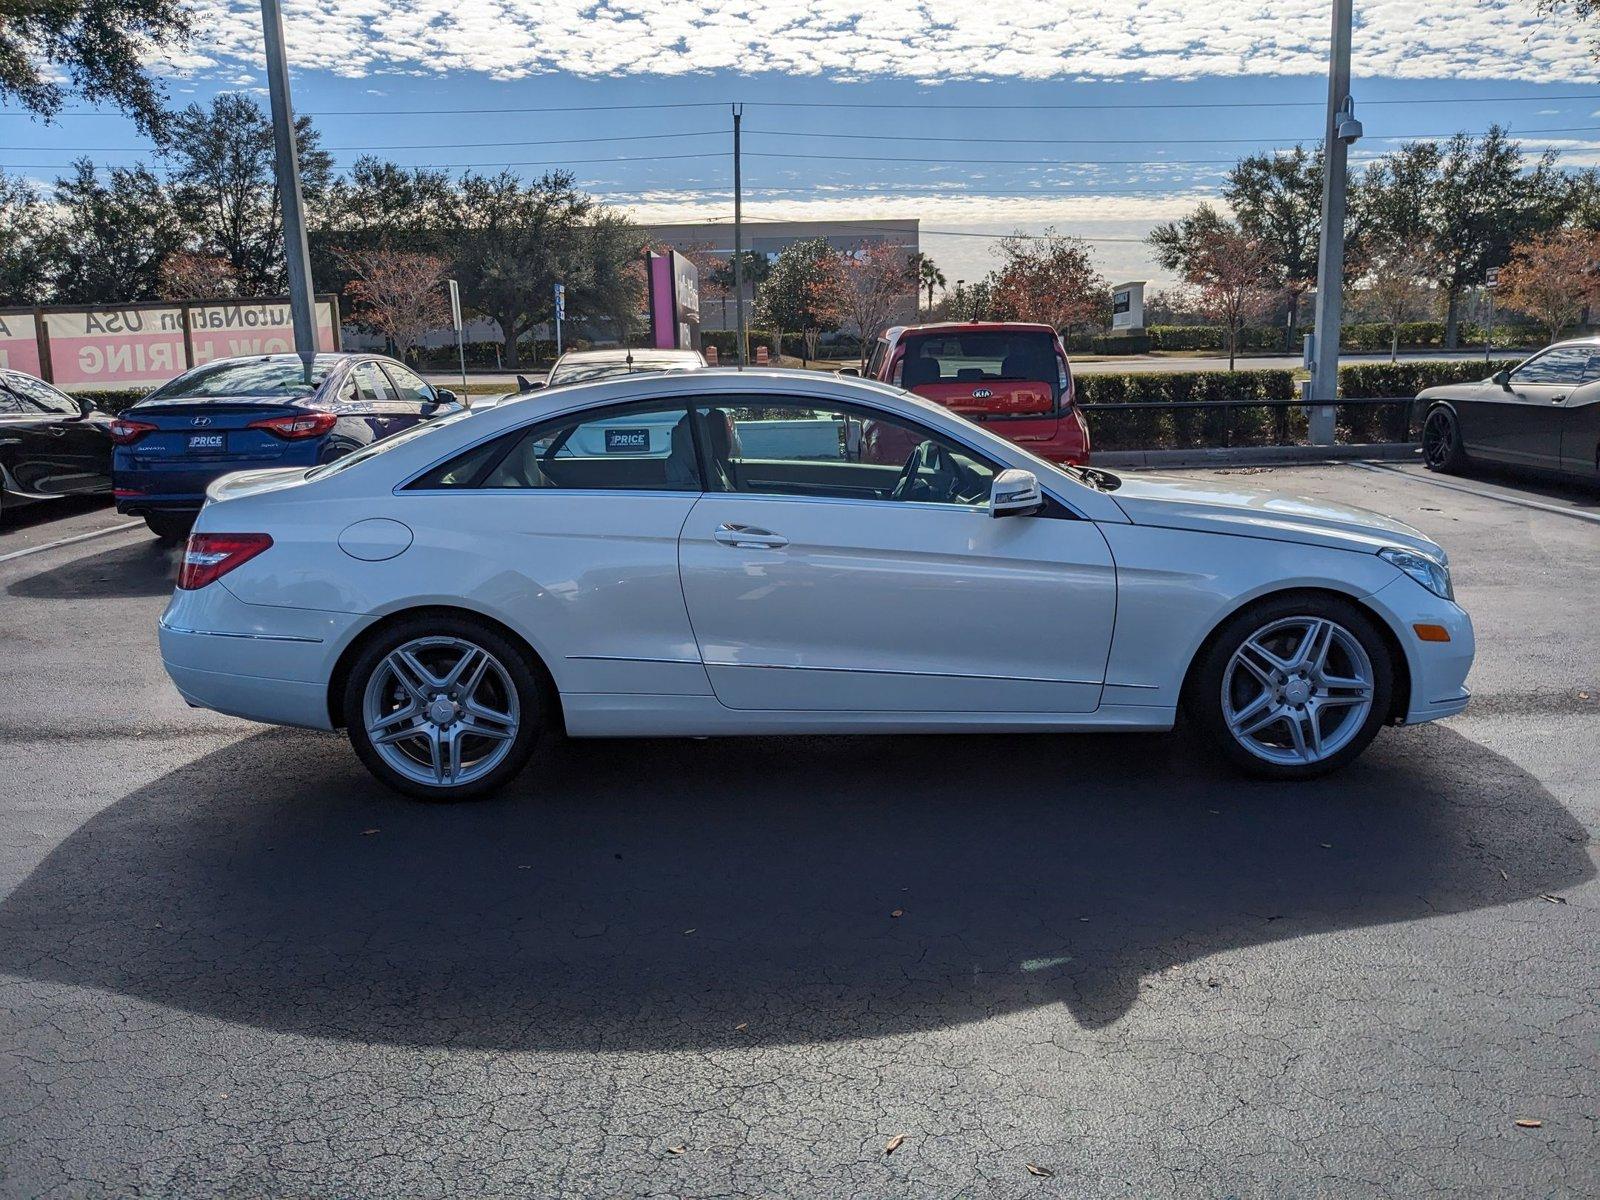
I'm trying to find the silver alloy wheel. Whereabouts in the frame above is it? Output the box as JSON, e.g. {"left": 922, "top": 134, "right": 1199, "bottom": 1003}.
{"left": 1221, "top": 615, "right": 1375, "bottom": 766}
{"left": 362, "top": 635, "right": 520, "bottom": 788}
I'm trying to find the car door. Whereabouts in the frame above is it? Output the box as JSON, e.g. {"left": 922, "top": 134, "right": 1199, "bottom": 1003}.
{"left": 677, "top": 397, "right": 1118, "bottom": 713}
{"left": 348, "top": 360, "right": 405, "bottom": 439}
{"left": 382, "top": 361, "right": 453, "bottom": 431}
{"left": 0, "top": 373, "right": 110, "bottom": 496}
{"left": 1470, "top": 347, "right": 1586, "bottom": 469}
{"left": 399, "top": 399, "right": 710, "bottom": 698}
{"left": 1559, "top": 370, "right": 1600, "bottom": 481}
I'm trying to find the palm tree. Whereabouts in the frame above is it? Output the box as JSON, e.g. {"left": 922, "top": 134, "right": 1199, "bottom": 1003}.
{"left": 908, "top": 252, "right": 946, "bottom": 316}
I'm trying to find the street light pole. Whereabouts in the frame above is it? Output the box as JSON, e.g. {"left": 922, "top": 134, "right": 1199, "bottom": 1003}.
{"left": 732, "top": 104, "right": 747, "bottom": 367}
{"left": 1308, "top": 0, "right": 1359, "bottom": 446}
{"left": 260, "top": 0, "right": 317, "bottom": 358}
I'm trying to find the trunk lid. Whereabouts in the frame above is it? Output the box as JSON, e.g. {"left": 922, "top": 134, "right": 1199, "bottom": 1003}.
{"left": 123, "top": 400, "right": 316, "bottom": 464}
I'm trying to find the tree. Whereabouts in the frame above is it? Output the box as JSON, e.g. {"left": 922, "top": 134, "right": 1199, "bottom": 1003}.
{"left": 338, "top": 249, "right": 451, "bottom": 362}
{"left": 444, "top": 170, "right": 595, "bottom": 369}
{"left": 1148, "top": 203, "right": 1235, "bottom": 280}
{"left": 1539, "top": 1, "right": 1600, "bottom": 53}
{"left": 0, "top": 170, "right": 50, "bottom": 305}
{"left": 1357, "top": 129, "right": 1563, "bottom": 348}
{"left": 989, "top": 229, "right": 1108, "bottom": 331}
{"left": 162, "top": 93, "right": 333, "bottom": 295}
{"left": 754, "top": 239, "right": 841, "bottom": 365}
{"left": 906, "top": 251, "right": 946, "bottom": 315}
{"left": 47, "top": 159, "right": 182, "bottom": 304}
{"left": 1180, "top": 223, "right": 1281, "bottom": 370}
{"left": 1225, "top": 144, "right": 1324, "bottom": 347}
{"left": 568, "top": 210, "right": 649, "bottom": 345}
{"left": 1353, "top": 241, "right": 1438, "bottom": 362}
{"left": 0, "top": 0, "right": 191, "bottom": 137}
{"left": 1497, "top": 229, "right": 1600, "bottom": 343}
{"left": 827, "top": 242, "right": 912, "bottom": 370}
{"left": 158, "top": 251, "right": 238, "bottom": 300}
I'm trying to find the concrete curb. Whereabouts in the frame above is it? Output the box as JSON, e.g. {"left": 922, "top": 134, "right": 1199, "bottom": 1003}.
{"left": 1096, "top": 442, "right": 1419, "bottom": 470}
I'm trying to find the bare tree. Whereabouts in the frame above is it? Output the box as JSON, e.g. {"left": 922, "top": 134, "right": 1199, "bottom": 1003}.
{"left": 1183, "top": 225, "right": 1281, "bottom": 370}
{"left": 831, "top": 241, "right": 911, "bottom": 370}
{"left": 1496, "top": 228, "right": 1600, "bottom": 343}
{"left": 339, "top": 248, "right": 452, "bottom": 363}
{"left": 157, "top": 250, "right": 238, "bottom": 301}
{"left": 1356, "top": 241, "right": 1439, "bottom": 362}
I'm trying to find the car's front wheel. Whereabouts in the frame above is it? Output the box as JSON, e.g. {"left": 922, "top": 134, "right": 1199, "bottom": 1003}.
{"left": 1186, "top": 594, "right": 1394, "bottom": 780}
{"left": 1421, "top": 405, "right": 1466, "bottom": 473}
{"left": 344, "top": 615, "right": 544, "bottom": 801}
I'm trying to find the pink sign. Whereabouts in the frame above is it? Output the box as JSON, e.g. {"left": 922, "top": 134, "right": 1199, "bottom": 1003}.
{"left": 187, "top": 300, "right": 337, "bottom": 365}
{"left": 43, "top": 306, "right": 187, "bottom": 389}
{"left": 0, "top": 310, "right": 42, "bottom": 376}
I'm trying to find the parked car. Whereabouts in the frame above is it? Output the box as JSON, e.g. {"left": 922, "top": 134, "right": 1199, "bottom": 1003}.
{"left": 532, "top": 347, "right": 707, "bottom": 391}
{"left": 111, "top": 353, "right": 466, "bottom": 541}
{"left": 159, "top": 369, "right": 1473, "bottom": 801}
{"left": 1414, "top": 338, "right": 1600, "bottom": 483}
{"left": 0, "top": 368, "right": 114, "bottom": 520}
{"left": 857, "top": 322, "right": 1091, "bottom": 465}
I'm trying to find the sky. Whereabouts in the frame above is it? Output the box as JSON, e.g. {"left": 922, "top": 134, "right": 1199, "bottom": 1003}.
{"left": 4, "top": 0, "right": 1600, "bottom": 289}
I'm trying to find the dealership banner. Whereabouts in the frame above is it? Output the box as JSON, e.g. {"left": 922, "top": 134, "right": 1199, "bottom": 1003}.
{"left": 0, "top": 296, "right": 341, "bottom": 391}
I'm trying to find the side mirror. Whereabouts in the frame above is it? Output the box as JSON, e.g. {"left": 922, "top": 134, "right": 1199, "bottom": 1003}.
{"left": 836, "top": 366, "right": 860, "bottom": 377}
{"left": 1492, "top": 368, "right": 1511, "bottom": 390}
{"left": 990, "top": 468, "right": 1043, "bottom": 519}
{"left": 434, "top": 387, "right": 458, "bottom": 405}
{"left": 77, "top": 395, "right": 98, "bottom": 417}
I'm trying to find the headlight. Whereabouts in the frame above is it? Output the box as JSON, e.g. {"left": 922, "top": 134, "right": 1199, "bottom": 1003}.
{"left": 1379, "top": 546, "right": 1453, "bottom": 601}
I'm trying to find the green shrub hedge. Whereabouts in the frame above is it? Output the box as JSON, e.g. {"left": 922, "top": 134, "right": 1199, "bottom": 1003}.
{"left": 1076, "top": 369, "right": 1298, "bottom": 451}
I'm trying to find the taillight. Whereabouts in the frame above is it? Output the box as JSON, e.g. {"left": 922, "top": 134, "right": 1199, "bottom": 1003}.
{"left": 178, "top": 533, "right": 273, "bottom": 590}
{"left": 249, "top": 411, "right": 337, "bottom": 439}
{"left": 1057, "top": 357, "right": 1074, "bottom": 408}
{"left": 109, "top": 417, "right": 159, "bottom": 445}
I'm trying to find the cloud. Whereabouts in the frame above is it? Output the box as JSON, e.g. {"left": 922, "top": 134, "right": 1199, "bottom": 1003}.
{"left": 163, "top": 1, "right": 1598, "bottom": 83}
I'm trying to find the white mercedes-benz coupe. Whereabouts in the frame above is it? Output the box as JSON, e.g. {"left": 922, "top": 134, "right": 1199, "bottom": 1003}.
{"left": 159, "top": 369, "right": 1474, "bottom": 800}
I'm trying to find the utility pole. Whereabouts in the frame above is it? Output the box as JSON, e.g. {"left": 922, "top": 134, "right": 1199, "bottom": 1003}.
{"left": 1308, "top": 0, "right": 1360, "bottom": 446}
{"left": 260, "top": 0, "right": 318, "bottom": 358}
{"left": 732, "top": 104, "right": 747, "bottom": 366}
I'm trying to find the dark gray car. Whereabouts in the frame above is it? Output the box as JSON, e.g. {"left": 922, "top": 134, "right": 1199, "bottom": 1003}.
{"left": 1414, "top": 340, "right": 1600, "bottom": 483}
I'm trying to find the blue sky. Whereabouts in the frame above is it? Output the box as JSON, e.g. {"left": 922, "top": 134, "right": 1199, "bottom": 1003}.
{"left": 4, "top": 1, "right": 1599, "bottom": 287}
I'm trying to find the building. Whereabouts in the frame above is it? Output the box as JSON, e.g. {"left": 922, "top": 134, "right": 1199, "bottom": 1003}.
{"left": 645, "top": 218, "right": 921, "bottom": 333}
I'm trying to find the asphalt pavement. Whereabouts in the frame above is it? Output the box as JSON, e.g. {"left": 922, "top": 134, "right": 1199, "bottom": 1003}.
{"left": 0, "top": 463, "right": 1594, "bottom": 1198}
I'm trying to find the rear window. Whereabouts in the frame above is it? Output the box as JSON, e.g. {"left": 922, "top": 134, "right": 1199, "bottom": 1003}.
{"left": 547, "top": 354, "right": 701, "bottom": 387}
{"left": 144, "top": 356, "right": 340, "bottom": 401}
{"left": 896, "top": 331, "right": 1061, "bottom": 388}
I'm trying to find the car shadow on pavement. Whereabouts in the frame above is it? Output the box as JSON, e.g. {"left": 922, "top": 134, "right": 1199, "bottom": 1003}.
{"left": 0, "top": 722, "right": 1589, "bottom": 1049}
{"left": 5, "top": 535, "right": 176, "bottom": 599}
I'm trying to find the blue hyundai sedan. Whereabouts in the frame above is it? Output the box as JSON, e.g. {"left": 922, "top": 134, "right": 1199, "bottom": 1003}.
{"left": 111, "top": 353, "right": 465, "bottom": 540}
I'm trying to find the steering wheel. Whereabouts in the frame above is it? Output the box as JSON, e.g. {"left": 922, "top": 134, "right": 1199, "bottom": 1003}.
{"left": 890, "top": 441, "right": 931, "bottom": 501}
{"left": 891, "top": 440, "right": 974, "bottom": 503}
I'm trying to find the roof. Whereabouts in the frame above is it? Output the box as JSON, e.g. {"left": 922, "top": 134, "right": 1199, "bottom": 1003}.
{"left": 553, "top": 348, "right": 703, "bottom": 364}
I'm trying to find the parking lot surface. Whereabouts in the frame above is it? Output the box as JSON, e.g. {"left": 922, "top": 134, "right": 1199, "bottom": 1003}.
{"left": 0, "top": 463, "right": 1594, "bottom": 1198}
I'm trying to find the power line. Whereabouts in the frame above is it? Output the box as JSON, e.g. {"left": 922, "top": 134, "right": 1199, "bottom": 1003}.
{"left": 10, "top": 129, "right": 726, "bottom": 154}
{"left": 11, "top": 91, "right": 1600, "bottom": 118}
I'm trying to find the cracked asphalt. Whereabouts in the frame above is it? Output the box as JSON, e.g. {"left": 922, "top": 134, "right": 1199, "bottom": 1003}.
{"left": 0, "top": 463, "right": 1595, "bottom": 1199}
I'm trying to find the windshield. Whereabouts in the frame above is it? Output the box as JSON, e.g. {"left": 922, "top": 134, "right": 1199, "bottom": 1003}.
{"left": 144, "top": 356, "right": 340, "bottom": 401}
{"left": 305, "top": 410, "right": 475, "bottom": 480}
{"left": 547, "top": 355, "right": 700, "bottom": 387}
{"left": 897, "top": 331, "right": 1061, "bottom": 388}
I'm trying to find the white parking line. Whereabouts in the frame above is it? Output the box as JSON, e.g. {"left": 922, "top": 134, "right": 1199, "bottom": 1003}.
{"left": 0, "top": 521, "right": 146, "bottom": 565}
{"left": 1348, "top": 462, "right": 1600, "bottom": 526}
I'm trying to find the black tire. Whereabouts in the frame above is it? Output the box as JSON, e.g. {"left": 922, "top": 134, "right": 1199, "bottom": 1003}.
{"left": 343, "top": 613, "right": 544, "bottom": 801}
{"left": 1421, "top": 405, "right": 1467, "bottom": 474}
{"left": 1183, "top": 592, "right": 1395, "bottom": 781}
{"left": 144, "top": 512, "right": 195, "bottom": 543}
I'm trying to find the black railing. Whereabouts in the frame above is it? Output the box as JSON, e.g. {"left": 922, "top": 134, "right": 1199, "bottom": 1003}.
{"left": 1077, "top": 395, "right": 1416, "bottom": 452}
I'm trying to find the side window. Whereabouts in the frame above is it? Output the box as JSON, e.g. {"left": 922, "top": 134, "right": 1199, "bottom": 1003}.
{"left": 384, "top": 363, "right": 436, "bottom": 405}
{"left": 1512, "top": 348, "right": 1593, "bottom": 385}
{"left": 0, "top": 384, "right": 25, "bottom": 414}
{"left": 6, "top": 374, "right": 78, "bottom": 415}
{"left": 408, "top": 403, "right": 700, "bottom": 492}
{"left": 865, "top": 338, "right": 888, "bottom": 380}
{"left": 352, "top": 361, "right": 397, "bottom": 402}
{"left": 697, "top": 399, "right": 998, "bottom": 508}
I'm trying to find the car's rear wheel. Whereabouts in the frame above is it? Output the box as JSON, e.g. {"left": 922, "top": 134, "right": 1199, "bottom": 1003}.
{"left": 144, "top": 512, "right": 195, "bottom": 543}
{"left": 1185, "top": 594, "right": 1393, "bottom": 780}
{"left": 1421, "top": 405, "right": 1466, "bottom": 473}
{"left": 344, "top": 615, "right": 542, "bottom": 801}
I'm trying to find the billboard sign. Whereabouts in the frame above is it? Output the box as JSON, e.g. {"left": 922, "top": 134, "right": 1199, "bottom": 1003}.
{"left": 1110, "top": 281, "right": 1145, "bottom": 332}
{"left": 1, "top": 296, "right": 340, "bottom": 390}
{"left": 0, "top": 310, "right": 42, "bottom": 375}
{"left": 645, "top": 251, "right": 701, "bottom": 351}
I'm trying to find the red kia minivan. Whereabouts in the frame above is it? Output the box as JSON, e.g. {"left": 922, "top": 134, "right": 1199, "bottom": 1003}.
{"left": 858, "top": 322, "right": 1091, "bottom": 465}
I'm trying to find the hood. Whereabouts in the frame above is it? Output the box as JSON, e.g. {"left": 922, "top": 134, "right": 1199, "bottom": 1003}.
{"left": 1109, "top": 473, "right": 1442, "bottom": 557}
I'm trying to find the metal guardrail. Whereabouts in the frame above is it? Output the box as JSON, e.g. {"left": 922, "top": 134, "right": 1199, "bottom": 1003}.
{"left": 1077, "top": 395, "right": 1416, "bottom": 449}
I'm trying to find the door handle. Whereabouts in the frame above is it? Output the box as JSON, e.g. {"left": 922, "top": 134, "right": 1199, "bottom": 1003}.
{"left": 714, "top": 523, "right": 788, "bottom": 549}
{"left": 1551, "top": 395, "right": 1567, "bottom": 404}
